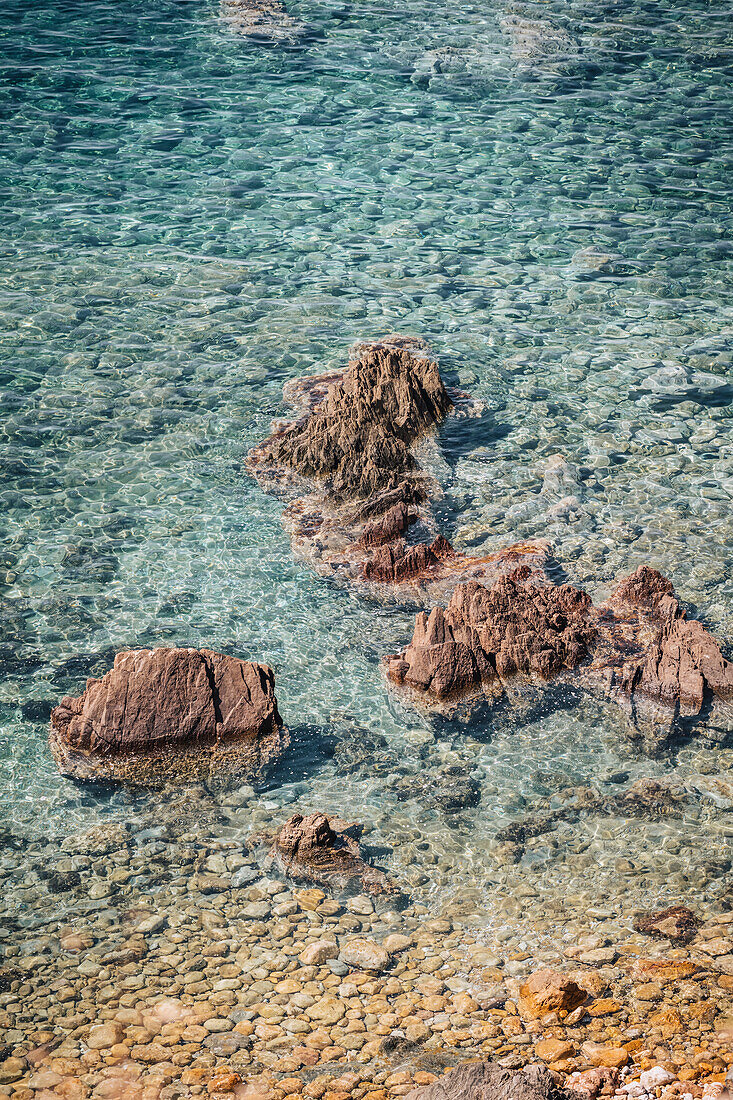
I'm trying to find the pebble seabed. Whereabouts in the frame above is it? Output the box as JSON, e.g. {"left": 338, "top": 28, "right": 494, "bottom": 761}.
{"left": 2, "top": 799, "right": 733, "bottom": 1099}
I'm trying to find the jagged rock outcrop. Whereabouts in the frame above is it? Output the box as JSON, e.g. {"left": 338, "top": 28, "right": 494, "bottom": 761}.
{"left": 363, "top": 534, "right": 457, "bottom": 584}
{"left": 49, "top": 648, "right": 287, "bottom": 785}
{"left": 406, "top": 1062, "right": 571, "bottom": 1100}
{"left": 590, "top": 565, "right": 733, "bottom": 744}
{"left": 250, "top": 335, "right": 450, "bottom": 501}
{"left": 386, "top": 564, "right": 733, "bottom": 748}
{"left": 220, "top": 0, "right": 309, "bottom": 44}
{"left": 384, "top": 566, "right": 595, "bottom": 708}
{"left": 247, "top": 336, "right": 552, "bottom": 603}
{"left": 266, "top": 812, "right": 400, "bottom": 896}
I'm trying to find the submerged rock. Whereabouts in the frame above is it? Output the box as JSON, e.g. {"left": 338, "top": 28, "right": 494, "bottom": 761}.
{"left": 410, "top": 45, "right": 499, "bottom": 94}
{"left": 385, "top": 564, "right": 733, "bottom": 748}
{"left": 639, "top": 363, "right": 733, "bottom": 407}
{"left": 219, "top": 0, "right": 309, "bottom": 44}
{"left": 247, "top": 336, "right": 551, "bottom": 603}
{"left": 266, "top": 812, "right": 400, "bottom": 896}
{"left": 331, "top": 723, "right": 400, "bottom": 777}
{"left": 49, "top": 648, "right": 287, "bottom": 786}
{"left": 339, "top": 937, "right": 391, "bottom": 972}
{"left": 491, "top": 777, "right": 692, "bottom": 862}
{"left": 406, "top": 1062, "right": 571, "bottom": 1100}
{"left": 633, "top": 905, "right": 700, "bottom": 945}
{"left": 501, "top": 15, "right": 588, "bottom": 79}
{"left": 389, "top": 763, "right": 481, "bottom": 813}
{"left": 609, "top": 777, "right": 688, "bottom": 817}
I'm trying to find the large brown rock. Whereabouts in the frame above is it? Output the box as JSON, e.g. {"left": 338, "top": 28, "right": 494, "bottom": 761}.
{"left": 248, "top": 336, "right": 550, "bottom": 602}
{"left": 406, "top": 1062, "right": 571, "bottom": 1100}
{"left": 49, "top": 648, "right": 287, "bottom": 786}
{"left": 517, "top": 969, "right": 589, "bottom": 1021}
{"left": 251, "top": 336, "right": 452, "bottom": 502}
{"left": 386, "top": 563, "right": 733, "bottom": 746}
{"left": 267, "top": 812, "right": 399, "bottom": 897}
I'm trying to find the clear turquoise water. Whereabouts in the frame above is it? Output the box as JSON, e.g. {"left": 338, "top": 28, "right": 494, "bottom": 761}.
{"left": 1, "top": 0, "right": 733, "bottom": 923}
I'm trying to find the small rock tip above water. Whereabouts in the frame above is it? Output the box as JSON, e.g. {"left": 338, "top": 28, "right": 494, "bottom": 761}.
{"left": 264, "top": 810, "right": 401, "bottom": 897}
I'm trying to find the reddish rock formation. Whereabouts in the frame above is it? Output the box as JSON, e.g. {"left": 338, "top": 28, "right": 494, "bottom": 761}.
{"left": 588, "top": 565, "right": 733, "bottom": 746}
{"left": 250, "top": 336, "right": 452, "bottom": 502}
{"left": 247, "top": 336, "right": 551, "bottom": 603}
{"left": 49, "top": 648, "right": 287, "bottom": 785}
{"left": 363, "top": 534, "right": 456, "bottom": 584}
{"left": 385, "top": 564, "right": 733, "bottom": 745}
{"left": 566, "top": 1068, "right": 619, "bottom": 1099}
{"left": 357, "top": 502, "right": 418, "bottom": 550}
{"left": 633, "top": 905, "right": 700, "bottom": 945}
{"left": 384, "top": 567, "right": 595, "bottom": 709}
{"left": 267, "top": 812, "right": 399, "bottom": 896}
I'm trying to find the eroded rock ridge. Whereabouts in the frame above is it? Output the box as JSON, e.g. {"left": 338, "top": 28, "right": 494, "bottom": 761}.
{"left": 247, "top": 336, "right": 551, "bottom": 602}
{"left": 385, "top": 564, "right": 733, "bottom": 747}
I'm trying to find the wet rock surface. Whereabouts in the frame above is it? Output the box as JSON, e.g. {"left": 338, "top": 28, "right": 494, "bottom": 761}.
{"left": 384, "top": 566, "right": 594, "bottom": 706}
{"left": 247, "top": 336, "right": 553, "bottom": 603}
{"left": 518, "top": 969, "right": 589, "bottom": 1020}
{"left": 386, "top": 565, "right": 733, "bottom": 748}
{"left": 49, "top": 648, "right": 287, "bottom": 786}
{"left": 265, "top": 812, "right": 401, "bottom": 896}
{"left": 252, "top": 335, "right": 452, "bottom": 501}
{"left": 406, "top": 1063, "right": 572, "bottom": 1100}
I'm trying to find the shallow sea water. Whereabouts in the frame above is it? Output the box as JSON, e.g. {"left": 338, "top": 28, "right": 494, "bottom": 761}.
{"left": 1, "top": 0, "right": 733, "bottom": 934}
